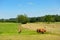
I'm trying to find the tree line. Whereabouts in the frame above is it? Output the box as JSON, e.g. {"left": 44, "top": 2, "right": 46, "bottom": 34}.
{"left": 0, "top": 15, "right": 60, "bottom": 24}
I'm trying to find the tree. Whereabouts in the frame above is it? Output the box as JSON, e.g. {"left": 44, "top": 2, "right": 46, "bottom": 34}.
{"left": 44, "top": 15, "right": 55, "bottom": 23}
{"left": 55, "top": 15, "right": 60, "bottom": 22}
{"left": 9, "top": 18, "right": 16, "bottom": 23}
{"left": 0, "top": 19, "right": 5, "bottom": 22}
{"left": 17, "top": 14, "right": 29, "bottom": 24}
{"left": 29, "top": 17, "right": 36, "bottom": 23}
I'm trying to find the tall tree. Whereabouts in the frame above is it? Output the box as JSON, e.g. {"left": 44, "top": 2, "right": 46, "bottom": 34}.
{"left": 44, "top": 15, "right": 55, "bottom": 23}
{"left": 17, "top": 14, "right": 29, "bottom": 24}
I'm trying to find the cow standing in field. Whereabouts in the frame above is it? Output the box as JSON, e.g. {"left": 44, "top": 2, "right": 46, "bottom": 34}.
{"left": 37, "top": 27, "right": 46, "bottom": 34}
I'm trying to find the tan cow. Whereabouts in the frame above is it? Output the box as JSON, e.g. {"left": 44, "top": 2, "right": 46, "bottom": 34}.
{"left": 37, "top": 28, "right": 46, "bottom": 34}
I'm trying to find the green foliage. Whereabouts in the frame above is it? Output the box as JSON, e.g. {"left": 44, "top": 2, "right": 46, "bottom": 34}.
{"left": 44, "top": 15, "right": 55, "bottom": 23}
{"left": 29, "top": 17, "right": 37, "bottom": 23}
{"left": 0, "top": 15, "right": 60, "bottom": 23}
{"left": 0, "top": 19, "right": 4, "bottom": 22}
{"left": 17, "top": 14, "right": 29, "bottom": 24}
{"left": 55, "top": 15, "right": 60, "bottom": 22}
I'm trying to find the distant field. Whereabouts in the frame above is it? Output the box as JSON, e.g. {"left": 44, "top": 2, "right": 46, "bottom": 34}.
{"left": 0, "top": 22, "right": 60, "bottom": 40}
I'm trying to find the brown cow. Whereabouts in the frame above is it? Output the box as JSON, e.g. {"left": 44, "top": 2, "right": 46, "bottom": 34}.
{"left": 37, "top": 28, "right": 46, "bottom": 34}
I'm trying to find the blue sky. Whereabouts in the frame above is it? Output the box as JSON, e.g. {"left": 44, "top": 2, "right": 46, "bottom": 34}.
{"left": 0, "top": 0, "right": 60, "bottom": 19}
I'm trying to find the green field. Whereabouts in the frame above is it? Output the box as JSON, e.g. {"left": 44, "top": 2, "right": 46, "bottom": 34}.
{"left": 0, "top": 23, "right": 37, "bottom": 35}
{"left": 0, "top": 22, "right": 60, "bottom": 40}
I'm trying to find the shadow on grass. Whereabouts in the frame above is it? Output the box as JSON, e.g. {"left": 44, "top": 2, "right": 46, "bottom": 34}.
{"left": 0, "top": 32, "right": 3, "bottom": 34}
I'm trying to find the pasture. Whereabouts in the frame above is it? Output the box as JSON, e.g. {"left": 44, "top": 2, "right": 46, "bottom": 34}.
{"left": 0, "top": 22, "right": 60, "bottom": 40}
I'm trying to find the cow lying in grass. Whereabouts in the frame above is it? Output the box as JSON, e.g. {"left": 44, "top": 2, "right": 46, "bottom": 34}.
{"left": 18, "top": 24, "right": 22, "bottom": 33}
{"left": 18, "top": 29, "right": 21, "bottom": 33}
{"left": 37, "top": 28, "right": 46, "bottom": 34}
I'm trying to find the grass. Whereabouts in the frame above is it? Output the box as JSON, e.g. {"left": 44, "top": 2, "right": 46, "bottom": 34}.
{"left": 0, "top": 22, "right": 60, "bottom": 40}
{"left": 0, "top": 34, "right": 60, "bottom": 40}
{"left": 0, "top": 23, "right": 38, "bottom": 35}
{"left": 21, "top": 22, "right": 60, "bottom": 35}
{"left": 0, "top": 23, "right": 18, "bottom": 34}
